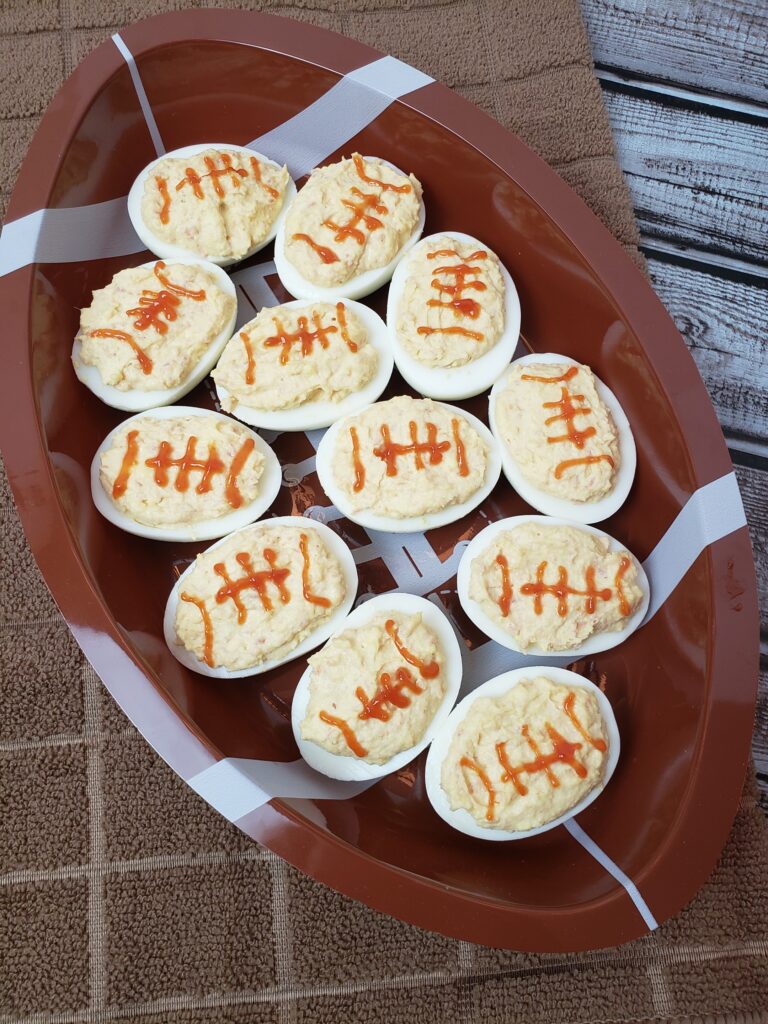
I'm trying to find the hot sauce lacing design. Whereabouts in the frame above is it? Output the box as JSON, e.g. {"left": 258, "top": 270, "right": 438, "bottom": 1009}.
{"left": 157, "top": 153, "right": 280, "bottom": 224}
{"left": 111, "top": 429, "right": 255, "bottom": 510}
{"left": 520, "top": 366, "right": 616, "bottom": 480}
{"left": 495, "top": 555, "right": 633, "bottom": 620}
{"left": 248, "top": 303, "right": 360, "bottom": 372}
{"left": 349, "top": 417, "right": 470, "bottom": 492}
{"left": 416, "top": 248, "right": 488, "bottom": 343}
{"left": 89, "top": 262, "right": 208, "bottom": 376}
{"left": 292, "top": 155, "right": 413, "bottom": 267}
{"left": 461, "top": 691, "right": 606, "bottom": 823}
{"left": 319, "top": 618, "right": 441, "bottom": 759}
{"left": 182, "top": 533, "right": 331, "bottom": 668}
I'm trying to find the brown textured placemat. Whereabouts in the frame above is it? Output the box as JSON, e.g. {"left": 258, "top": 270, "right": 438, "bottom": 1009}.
{"left": 1, "top": 2, "right": 767, "bottom": 1021}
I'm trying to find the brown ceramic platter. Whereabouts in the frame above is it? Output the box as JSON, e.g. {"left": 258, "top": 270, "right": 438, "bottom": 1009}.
{"left": 0, "top": 10, "right": 758, "bottom": 951}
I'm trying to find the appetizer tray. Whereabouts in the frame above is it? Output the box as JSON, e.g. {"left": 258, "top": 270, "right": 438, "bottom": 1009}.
{"left": 0, "top": 10, "right": 758, "bottom": 951}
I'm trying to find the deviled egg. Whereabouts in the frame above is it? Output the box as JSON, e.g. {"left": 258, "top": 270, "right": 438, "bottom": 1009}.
{"left": 72, "top": 258, "right": 236, "bottom": 411}
{"left": 315, "top": 395, "right": 502, "bottom": 533}
{"left": 292, "top": 593, "right": 462, "bottom": 781}
{"left": 127, "top": 143, "right": 295, "bottom": 266}
{"left": 489, "top": 352, "right": 636, "bottom": 523}
{"left": 91, "top": 407, "right": 281, "bottom": 542}
{"left": 274, "top": 153, "right": 425, "bottom": 301}
{"left": 212, "top": 298, "right": 393, "bottom": 431}
{"left": 425, "top": 667, "right": 620, "bottom": 840}
{"left": 386, "top": 231, "right": 520, "bottom": 400}
{"left": 164, "top": 516, "right": 358, "bottom": 678}
{"left": 456, "top": 515, "right": 649, "bottom": 657}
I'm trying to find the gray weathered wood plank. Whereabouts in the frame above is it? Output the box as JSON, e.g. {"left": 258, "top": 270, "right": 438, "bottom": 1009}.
{"left": 603, "top": 88, "right": 768, "bottom": 265}
{"left": 734, "top": 463, "right": 768, "bottom": 638}
{"left": 646, "top": 257, "right": 768, "bottom": 447}
{"left": 581, "top": 0, "right": 768, "bottom": 106}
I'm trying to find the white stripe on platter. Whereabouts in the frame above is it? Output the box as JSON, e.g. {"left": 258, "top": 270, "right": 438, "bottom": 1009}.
{"left": 0, "top": 46, "right": 433, "bottom": 278}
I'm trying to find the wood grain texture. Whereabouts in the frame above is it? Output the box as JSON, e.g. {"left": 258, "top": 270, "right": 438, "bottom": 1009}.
{"left": 602, "top": 88, "right": 768, "bottom": 264}
{"left": 735, "top": 463, "right": 768, "bottom": 637}
{"left": 647, "top": 257, "right": 768, "bottom": 446}
{"left": 581, "top": 0, "right": 768, "bottom": 105}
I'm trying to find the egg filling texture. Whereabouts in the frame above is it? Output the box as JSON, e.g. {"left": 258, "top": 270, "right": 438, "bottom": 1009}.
{"left": 332, "top": 396, "right": 489, "bottom": 519}
{"left": 141, "top": 149, "right": 290, "bottom": 260}
{"left": 283, "top": 154, "right": 422, "bottom": 288}
{"left": 301, "top": 611, "right": 446, "bottom": 764}
{"left": 76, "top": 261, "right": 235, "bottom": 391}
{"left": 396, "top": 235, "right": 505, "bottom": 367}
{"left": 495, "top": 362, "right": 620, "bottom": 502}
{"left": 213, "top": 302, "right": 378, "bottom": 411}
{"left": 468, "top": 522, "right": 642, "bottom": 651}
{"left": 175, "top": 524, "right": 346, "bottom": 671}
{"left": 99, "top": 415, "right": 264, "bottom": 528}
{"left": 442, "top": 677, "right": 608, "bottom": 831}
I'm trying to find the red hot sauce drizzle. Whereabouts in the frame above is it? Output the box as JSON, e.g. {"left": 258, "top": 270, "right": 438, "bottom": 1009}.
{"left": 356, "top": 667, "right": 423, "bottom": 722}
{"left": 299, "top": 532, "right": 332, "bottom": 608}
{"left": 249, "top": 156, "right": 280, "bottom": 200}
{"left": 452, "top": 417, "right": 470, "bottom": 477}
{"left": 156, "top": 176, "right": 171, "bottom": 224}
{"left": 180, "top": 593, "right": 214, "bottom": 667}
{"left": 291, "top": 234, "right": 340, "bottom": 264}
{"left": 521, "top": 365, "right": 616, "bottom": 480}
{"left": 335, "top": 302, "right": 359, "bottom": 353}
{"left": 324, "top": 188, "right": 387, "bottom": 245}
{"left": 495, "top": 553, "right": 512, "bottom": 616}
{"left": 264, "top": 313, "right": 337, "bottom": 365}
{"left": 373, "top": 420, "right": 451, "bottom": 476}
{"left": 462, "top": 691, "right": 605, "bottom": 815}
{"left": 460, "top": 756, "right": 497, "bottom": 822}
{"left": 224, "top": 438, "right": 255, "bottom": 509}
{"left": 214, "top": 549, "right": 291, "bottom": 622}
{"left": 319, "top": 711, "right": 368, "bottom": 758}
{"left": 349, "top": 427, "right": 365, "bottom": 493}
{"left": 520, "top": 561, "right": 612, "bottom": 618}
{"left": 90, "top": 329, "right": 153, "bottom": 375}
{"left": 240, "top": 332, "right": 256, "bottom": 385}
{"left": 614, "top": 556, "right": 632, "bottom": 616}
{"left": 417, "top": 246, "right": 488, "bottom": 340}
{"left": 176, "top": 152, "right": 247, "bottom": 199}
{"left": 145, "top": 437, "right": 225, "bottom": 495}
{"left": 112, "top": 429, "right": 140, "bottom": 498}
{"left": 352, "top": 153, "right": 413, "bottom": 194}
{"left": 385, "top": 618, "right": 439, "bottom": 679}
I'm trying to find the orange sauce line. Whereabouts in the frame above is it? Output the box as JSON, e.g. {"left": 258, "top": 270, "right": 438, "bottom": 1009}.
{"left": 460, "top": 756, "right": 496, "bottom": 822}
{"left": 300, "top": 532, "right": 332, "bottom": 607}
{"left": 319, "top": 711, "right": 367, "bottom": 757}
{"left": 112, "top": 429, "right": 140, "bottom": 499}
{"left": 90, "top": 328, "right": 153, "bottom": 375}
{"left": 224, "top": 438, "right": 255, "bottom": 509}
{"left": 385, "top": 618, "right": 439, "bottom": 679}
{"left": 180, "top": 592, "right": 214, "bottom": 667}
{"left": 349, "top": 426, "right": 365, "bottom": 493}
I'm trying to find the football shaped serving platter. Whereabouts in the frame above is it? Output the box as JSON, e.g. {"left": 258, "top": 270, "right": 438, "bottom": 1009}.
{"left": 0, "top": 10, "right": 757, "bottom": 951}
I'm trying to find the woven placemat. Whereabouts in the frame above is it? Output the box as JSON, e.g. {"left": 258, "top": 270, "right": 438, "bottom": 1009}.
{"left": 1, "top": 2, "right": 766, "bottom": 1021}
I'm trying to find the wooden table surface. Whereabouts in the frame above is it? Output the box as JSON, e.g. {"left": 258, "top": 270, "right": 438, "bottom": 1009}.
{"left": 580, "top": 0, "right": 768, "bottom": 810}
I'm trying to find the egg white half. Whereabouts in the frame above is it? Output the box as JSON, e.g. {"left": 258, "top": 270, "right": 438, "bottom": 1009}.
{"left": 72, "top": 258, "right": 237, "bottom": 412}
{"left": 163, "top": 515, "right": 359, "bottom": 679}
{"left": 488, "top": 352, "right": 637, "bottom": 523}
{"left": 386, "top": 231, "right": 521, "bottom": 400}
{"left": 90, "top": 406, "right": 282, "bottom": 542}
{"left": 215, "top": 299, "right": 394, "bottom": 432}
{"left": 456, "top": 514, "right": 650, "bottom": 658}
{"left": 127, "top": 143, "right": 297, "bottom": 267}
{"left": 425, "top": 665, "right": 621, "bottom": 841}
{"left": 291, "top": 592, "right": 463, "bottom": 781}
{"left": 273, "top": 156, "right": 426, "bottom": 301}
{"left": 315, "top": 401, "right": 503, "bottom": 534}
